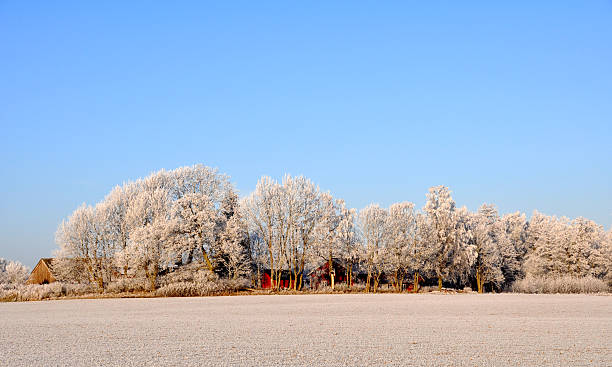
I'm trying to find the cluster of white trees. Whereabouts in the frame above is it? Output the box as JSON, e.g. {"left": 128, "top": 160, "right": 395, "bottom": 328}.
{"left": 53, "top": 165, "right": 612, "bottom": 293}
{"left": 54, "top": 165, "right": 250, "bottom": 290}
{"left": 0, "top": 258, "right": 29, "bottom": 286}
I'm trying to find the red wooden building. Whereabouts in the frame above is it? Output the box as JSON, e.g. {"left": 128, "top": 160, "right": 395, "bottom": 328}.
{"left": 261, "top": 269, "right": 301, "bottom": 289}
{"left": 403, "top": 274, "right": 425, "bottom": 292}
{"left": 308, "top": 259, "right": 350, "bottom": 289}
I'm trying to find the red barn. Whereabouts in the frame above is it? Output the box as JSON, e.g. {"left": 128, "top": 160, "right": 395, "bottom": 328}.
{"left": 261, "top": 269, "right": 301, "bottom": 289}
{"left": 308, "top": 259, "right": 351, "bottom": 289}
{"left": 404, "top": 274, "right": 425, "bottom": 292}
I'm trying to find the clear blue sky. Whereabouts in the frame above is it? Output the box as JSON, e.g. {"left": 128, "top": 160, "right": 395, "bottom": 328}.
{"left": 1, "top": 2, "right": 611, "bottom": 268}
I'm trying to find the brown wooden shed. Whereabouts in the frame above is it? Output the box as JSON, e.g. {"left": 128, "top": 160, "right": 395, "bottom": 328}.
{"left": 26, "top": 258, "right": 57, "bottom": 285}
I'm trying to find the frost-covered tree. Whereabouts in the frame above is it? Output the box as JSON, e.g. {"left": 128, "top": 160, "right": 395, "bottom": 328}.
{"left": 219, "top": 211, "right": 251, "bottom": 280}
{"left": 56, "top": 164, "right": 234, "bottom": 290}
{"left": 245, "top": 226, "right": 268, "bottom": 288}
{"left": 524, "top": 211, "right": 550, "bottom": 257}
{"left": 311, "top": 194, "right": 344, "bottom": 290}
{"left": 124, "top": 188, "right": 170, "bottom": 290}
{"left": 335, "top": 207, "right": 360, "bottom": 288}
{"left": 242, "top": 176, "right": 292, "bottom": 290}
{"left": 103, "top": 183, "right": 137, "bottom": 276}
{"left": 243, "top": 175, "right": 338, "bottom": 290}
{"left": 523, "top": 213, "right": 562, "bottom": 277}
{"left": 164, "top": 192, "right": 217, "bottom": 272}
{"left": 55, "top": 203, "right": 115, "bottom": 290}
{"left": 164, "top": 165, "right": 231, "bottom": 271}
{"left": 359, "top": 204, "right": 388, "bottom": 292}
{"left": 286, "top": 176, "right": 322, "bottom": 290}
{"left": 384, "top": 202, "right": 416, "bottom": 291}
{"left": 211, "top": 189, "right": 253, "bottom": 280}
{"left": 522, "top": 214, "right": 608, "bottom": 279}
{"left": 0, "top": 259, "right": 29, "bottom": 285}
{"left": 604, "top": 230, "right": 612, "bottom": 285}
{"left": 498, "top": 212, "right": 527, "bottom": 288}
{"left": 567, "top": 217, "right": 608, "bottom": 278}
{"left": 469, "top": 204, "right": 504, "bottom": 293}
{"left": 454, "top": 206, "right": 477, "bottom": 286}
{"left": 422, "top": 186, "right": 473, "bottom": 290}
{"left": 412, "top": 213, "right": 433, "bottom": 292}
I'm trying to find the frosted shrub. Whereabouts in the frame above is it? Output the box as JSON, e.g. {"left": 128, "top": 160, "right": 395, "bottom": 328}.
{"left": 156, "top": 267, "right": 249, "bottom": 297}
{"left": 0, "top": 283, "right": 100, "bottom": 302}
{"left": 311, "top": 283, "right": 361, "bottom": 293}
{"left": 156, "top": 282, "right": 202, "bottom": 297}
{"left": 313, "top": 286, "right": 334, "bottom": 294}
{"left": 106, "top": 278, "right": 148, "bottom": 294}
{"left": 512, "top": 275, "right": 609, "bottom": 294}
{"left": 0, "top": 287, "right": 19, "bottom": 302}
{"left": 332, "top": 283, "right": 351, "bottom": 292}
{"left": 16, "top": 283, "right": 64, "bottom": 301}
{"left": 218, "top": 277, "right": 250, "bottom": 291}
{"left": 348, "top": 283, "right": 366, "bottom": 292}
{"left": 419, "top": 286, "right": 437, "bottom": 293}
{"left": 63, "top": 283, "right": 96, "bottom": 296}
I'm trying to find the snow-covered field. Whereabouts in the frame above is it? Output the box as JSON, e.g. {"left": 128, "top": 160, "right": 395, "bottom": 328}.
{"left": 1, "top": 294, "right": 611, "bottom": 366}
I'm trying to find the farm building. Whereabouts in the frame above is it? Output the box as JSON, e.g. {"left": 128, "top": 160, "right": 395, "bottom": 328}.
{"left": 309, "top": 259, "right": 351, "bottom": 289}
{"left": 260, "top": 269, "right": 302, "bottom": 289}
{"left": 26, "top": 257, "right": 93, "bottom": 285}
{"left": 26, "top": 258, "right": 57, "bottom": 285}
{"left": 404, "top": 274, "right": 425, "bottom": 292}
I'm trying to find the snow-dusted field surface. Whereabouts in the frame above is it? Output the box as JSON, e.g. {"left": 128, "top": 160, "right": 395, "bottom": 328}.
{"left": 1, "top": 294, "right": 611, "bottom": 366}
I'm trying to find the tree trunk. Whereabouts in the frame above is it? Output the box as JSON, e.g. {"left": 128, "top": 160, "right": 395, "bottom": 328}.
{"left": 86, "top": 261, "right": 101, "bottom": 291}
{"left": 394, "top": 270, "right": 399, "bottom": 292}
{"left": 477, "top": 269, "right": 483, "bottom": 293}
{"left": 201, "top": 248, "right": 215, "bottom": 273}
{"left": 348, "top": 267, "right": 352, "bottom": 289}
{"left": 328, "top": 252, "right": 334, "bottom": 291}
{"left": 438, "top": 276, "right": 443, "bottom": 291}
{"left": 413, "top": 272, "right": 420, "bottom": 293}
{"left": 299, "top": 255, "right": 305, "bottom": 291}
{"left": 298, "top": 272, "right": 303, "bottom": 291}
{"left": 275, "top": 268, "right": 281, "bottom": 290}
{"left": 346, "top": 267, "right": 350, "bottom": 289}
{"left": 144, "top": 263, "right": 157, "bottom": 291}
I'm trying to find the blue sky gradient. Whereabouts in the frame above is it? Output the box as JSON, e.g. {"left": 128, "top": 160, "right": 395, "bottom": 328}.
{"left": 1, "top": 2, "right": 611, "bottom": 267}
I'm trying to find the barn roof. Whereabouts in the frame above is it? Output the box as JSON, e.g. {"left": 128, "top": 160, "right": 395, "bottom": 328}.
{"left": 26, "top": 258, "right": 57, "bottom": 285}
{"left": 40, "top": 258, "right": 54, "bottom": 268}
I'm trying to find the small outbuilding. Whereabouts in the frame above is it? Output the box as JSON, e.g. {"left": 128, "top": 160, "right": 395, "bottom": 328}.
{"left": 26, "top": 258, "right": 57, "bottom": 285}
{"left": 261, "top": 269, "right": 302, "bottom": 289}
{"left": 309, "top": 259, "right": 350, "bottom": 289}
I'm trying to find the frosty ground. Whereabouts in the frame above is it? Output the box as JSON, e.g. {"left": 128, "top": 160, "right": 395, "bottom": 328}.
{"left": 1, "top": 294, "right": 610, "bottom": 366}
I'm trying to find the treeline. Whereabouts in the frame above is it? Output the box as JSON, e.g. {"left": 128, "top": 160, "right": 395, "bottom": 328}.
{"left": 52, "top": 164, "right": 612, "bottom": 294}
